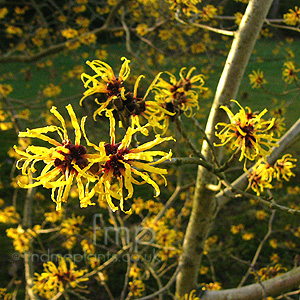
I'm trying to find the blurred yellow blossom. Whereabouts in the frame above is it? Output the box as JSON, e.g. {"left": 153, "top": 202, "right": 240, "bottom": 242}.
{"left": 231, "top": 224, "right": 244, "bottom": 234}
{"left": 270, "top": 253, "right": 280, "bottom": 263}
{"left": 284, "top": 6, "right": 300, "bottom": 26}
{"left": 0, "top": 84, "right": 13, "bottom": 97}
{"left": 129, "top": 265, "right": 142, "bottom": 278}
{"left": 43, "top": 83, "right": 61, "bottom": 97}
{"left": 269, "top": 239, "right": 278, "bottom": 249}
{"left": 0, "top": 206, "right": 20, "bottom": 224}
{"left": 200, "top": 5, "right": 217, "bottom": 21}
{"left": 249, "top": 69, "right": 267, "bottom": 89}
{"left": 33, "top": 256, "right": 88, "bottom": 299}
{"left": 0, "top": 7, "right": 9, "bottom": 19}
{"left": 61, "top": 28, "right": 78, "bottom": 39}
{"left": 128, "top": 279, "right": 145, "bottom": 297}
{"left": 0, "top": 288, "right": 13, "bottom": 300}
{"left": 205, "top": 282, "right": 222, "bottom": 290}
{"left": 73, "top": 5, "right": 86, "bottom": 13}
{"left": 282, "top": 61, "right": 299, "bottom": 84}
{"left": 256, "top": 264, "right": 287, "bottom": 281}
{"left": 60, "top": 215, "right": 84, "bottom": 237}
{"left": 256, "top": 210, "right": 268, "bottom": 220}
{"left": 136, "top": 23, "right": 148, "bottom": 36}
{"left": 242, "top": 232, "right": 254, "bottom": 240}
{"left": 181, "top": 290, "right": 200, "bottom": 300}
{"left": 234, "top": 12, "right": 243, "bottom": 25}
{"left": 6, "top": 225, "right": 39, "bottom": 253}
{"left": 80, "top": 33, "right": 97, "bottom": 44}
{"left": 6, "top": 25, "right": 23, "bottom": 36}
{"left": 76, "top": 16, "right": 90, "bottom": 27}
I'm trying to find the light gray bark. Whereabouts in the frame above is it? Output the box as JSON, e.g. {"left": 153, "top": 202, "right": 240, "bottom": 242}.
{"left": 201, "top": 266, "right": 300, "bottom": 300}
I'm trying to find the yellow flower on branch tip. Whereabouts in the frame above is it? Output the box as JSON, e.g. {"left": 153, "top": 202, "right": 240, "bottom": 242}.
{"left": 42, "top": 83, "right": 61, "bottom": 97}
{"left": 249, "top": 69, "right": 267, "bottom": 89}
{"left": 0, "top": 84, "right": 13, "bottom": 97}
{"left": 282, "top": 61, "right": 299, "bottom": 84}
{"left": 214, "top": 100, "right": 279, "bottom": 168}
{"left": 153, "top": 67, "right": 206, "bottom": 120}
{"left": 33, "top": 256, "right": 88, "bottom": 299}
{"left": 13, "top": 104, "right": 97, "bottom": 211}
{"left": 123, "top": 73, "right": 176, "bottom": 132}
{"left": 247, "top": 159, "right": 275, "bottom": 196}
{"left": 128, "top": 279, "right": 145, "bottom": 297}
{"left": 0, "top": 7, "right": 9, "bottom": 19}
{"left": 6, "top": 225, "right": 39, "bottom": 253}
{"left": 256, "top": 264, "right": 287, "bottom": 281}
{"left": 78, "top": 109, "right": 175, "bottom": 213}
{"left": 199, "top": 5, "right": 218, "bottom": 22}
{"left": 284, "top": 6, "right": 300, "bottom": 26}
{"left": 273, "top": 154, "right": 297, "bottom": 182}
{"left": 0, "top": 288, "right": 13, "bottom": 300}
{"left": 60, "top": 215, "right": 85, "bottom": 237}
{"left": 80, "top": 57, "right": 131, "bottom": 117}
{"left": 167, "top": 0, "right": 200, "bottom": 16}
{"left": 0, "top": 206, "right": 20, "bottom": 224}
{"left": 267, "top": 117, "right": 285, "bottom": 138}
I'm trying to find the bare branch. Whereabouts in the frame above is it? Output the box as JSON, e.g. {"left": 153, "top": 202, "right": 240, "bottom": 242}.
{"left": 201, "top": 266, "right": 300, "bottom": 300}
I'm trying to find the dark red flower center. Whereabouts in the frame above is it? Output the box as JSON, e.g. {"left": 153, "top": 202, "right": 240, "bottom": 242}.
{"left": 103, "top": 143, "right": 130, "bottom": 177}
{"left": 54, "top": 142, "right": 88, "bottom": 175}
{"left": 106, "top": 78, "right": 122, "bottom": 98}
{"left": 236, "top": 124, "right": 257, "bottom": 148}
{"left": 56, "top": 271, "right": 76, "bottom": 283}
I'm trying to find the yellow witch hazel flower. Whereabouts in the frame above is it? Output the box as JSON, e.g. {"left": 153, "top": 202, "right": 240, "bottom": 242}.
{"left": 0, "top": 206, "right": 20, "bottom": 224}
{"left": 282, "top": 61, "right": 299, "bottom": 84}
{"left": 6, "top": 224, "right": 39, "bottom": 253}
{"left": 0, "top": 288, "right": 13, "bottom": 300}
{"left": 154, "top": 67, "right": 206, "bottom": 116}
{"left": 181, "top": 290, "right": 201, "bottom": 300}
{"left": 273, "top": 154, "right": 297, "bottom": 182}
{"left": 214, "top": 100, "right": 279, "bottom": 168}
{"left": 284, "top": 6, "right": 300, "bottom": 26}
{"left": 14, "top": 104, "right": 97, "bottom": 210}
{"left": 249, "top": 69, "right": 267, "bottom": 89}
{"left": 166, "top": 0, "right": 201, "bottom": 16}
{"left": 247, "top": 159, "right": 275, "bottom": 196}
{"left": 152, "top": 67, "right": 206, "bottom": 132}
{"left": 247, "top": 154, "right": 297, "bottom": 196}
{"left": 116, "top": 73, "right": 175, "bottom": 131}
{"left": 33, "top": 256, "right": 88, "bottom": 299}
{"left": 80, "top": 56, "right": 130, "bottom": 117}
{"left": 78, "top": 110, "right": 174, "bottom": 213}
{"left": 128, "top": 279, "right": 145, "bottom": 297}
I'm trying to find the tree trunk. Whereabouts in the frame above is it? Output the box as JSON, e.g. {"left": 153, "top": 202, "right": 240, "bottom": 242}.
{"left": 175, "top": 0, "right": 274, "bottom": 296}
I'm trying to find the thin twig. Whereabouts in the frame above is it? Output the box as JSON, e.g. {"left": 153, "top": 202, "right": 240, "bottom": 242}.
{"left": 175, "top": 117, "right": 206, "bottom": 160}
{"left": 134, "top": 262, "right": 184, "bottom": 300}
{"left": 174, "top": 10, "right": 235, "bottom": 36}
{"left": 238, "top": 210, "right": 276, "bottom": 287}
